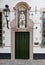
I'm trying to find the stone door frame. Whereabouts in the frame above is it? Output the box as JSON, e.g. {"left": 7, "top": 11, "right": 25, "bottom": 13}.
{"left": 11, "top": 29, "right": 33, "bottom": 61}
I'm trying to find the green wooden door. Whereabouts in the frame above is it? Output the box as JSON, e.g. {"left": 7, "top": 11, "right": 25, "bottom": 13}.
{"left": 15, "top": 32, "right": 30, "bottom": 59}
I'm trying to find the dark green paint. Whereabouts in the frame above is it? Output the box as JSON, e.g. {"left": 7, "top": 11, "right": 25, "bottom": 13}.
{"left": 15, "top": 32, "right": 30, "bottom": 59}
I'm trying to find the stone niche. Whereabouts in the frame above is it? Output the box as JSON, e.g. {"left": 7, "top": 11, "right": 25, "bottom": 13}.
{"left": 10, "top": 1, "right": 34, "bottom": 62}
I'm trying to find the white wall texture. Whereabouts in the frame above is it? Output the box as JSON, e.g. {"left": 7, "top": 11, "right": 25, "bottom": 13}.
{"left": 0, "top": 0, "right": 45, "bottom": 53}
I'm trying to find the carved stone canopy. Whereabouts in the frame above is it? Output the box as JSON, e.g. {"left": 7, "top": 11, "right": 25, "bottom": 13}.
{"left": 10, "top": 2, "right": 34, "bottom": 30}
{"left": 13, "top": 2, "right": 31, "bottom": 10}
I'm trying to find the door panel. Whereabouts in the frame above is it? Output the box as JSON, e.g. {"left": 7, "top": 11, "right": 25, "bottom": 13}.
{"left": 15, "top": 32, "right": 30, "bottom": 59}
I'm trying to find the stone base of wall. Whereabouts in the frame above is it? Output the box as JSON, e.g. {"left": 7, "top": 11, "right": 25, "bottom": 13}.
{"left": 0, "top": 61, "right": 45, "bottom": 65}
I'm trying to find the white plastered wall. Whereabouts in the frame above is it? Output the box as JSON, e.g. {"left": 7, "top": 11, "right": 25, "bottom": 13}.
{"left": 0, "top": 0, "right": 45, "bottom": 53}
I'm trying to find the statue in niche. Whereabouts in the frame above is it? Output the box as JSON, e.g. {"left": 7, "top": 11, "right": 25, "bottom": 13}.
{"left": 19, "top": 11, "right": 26, "bottom": 28}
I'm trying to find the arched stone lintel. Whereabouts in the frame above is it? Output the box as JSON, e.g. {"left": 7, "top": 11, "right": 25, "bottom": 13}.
{"left": 13, "top": 2, "right": 31, "bottom": 10}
